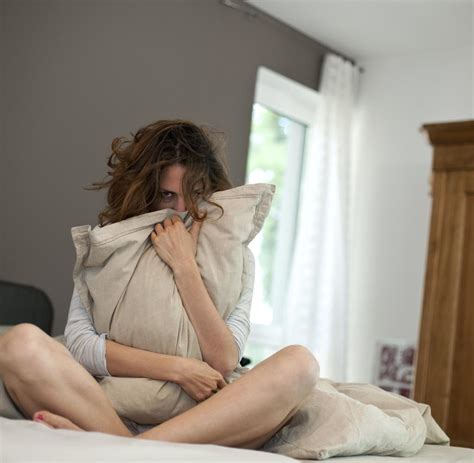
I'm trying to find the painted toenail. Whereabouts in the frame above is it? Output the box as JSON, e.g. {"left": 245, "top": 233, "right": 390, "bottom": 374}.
{"left": 36, "top": 414, "right": 44, "bottom": 421}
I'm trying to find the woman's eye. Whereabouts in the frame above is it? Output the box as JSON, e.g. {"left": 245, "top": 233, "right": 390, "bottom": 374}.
{"left": 161, "top": 192, "right": 174, "bottom": 201}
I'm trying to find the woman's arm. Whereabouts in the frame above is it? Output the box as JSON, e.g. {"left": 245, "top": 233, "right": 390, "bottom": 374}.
{"left": 105, "top": 339, "right": 182, "bottom": 381}
{"left": 65, "top": 284, "right": 227, "bottom": 400}
{"left": 65, "top": 285, "right": 183, "bottom": 382}
{"left": 109, "top": 248, "right": 254, "bottom": 377}
{"left": 224, "top": 247, "right": 255, "bottom": 362}
{"left": 64, "top": 287, "right": 111, "bottom": 377}
{"left": 173, "top": 263, "right": 238, "bottom": 377}
{"left": 151, "top": 217, "right": 255, "bottom": 377}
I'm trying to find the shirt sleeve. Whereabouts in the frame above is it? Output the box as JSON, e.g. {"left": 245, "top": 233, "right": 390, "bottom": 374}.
{"left": 225, "top": 247, "right": 255, "bottom": 361}
{"left": 64, "top": 285, "right": 111, "bottom": 377}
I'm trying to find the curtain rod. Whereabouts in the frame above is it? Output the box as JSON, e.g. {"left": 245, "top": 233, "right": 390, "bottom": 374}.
{"left": 219, "top": 0, "right": 364, "bottom": 73}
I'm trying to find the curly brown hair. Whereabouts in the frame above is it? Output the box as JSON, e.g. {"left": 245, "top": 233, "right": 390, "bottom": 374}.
{"left": 85, "top": 119, "right": 233, "bottom": 227}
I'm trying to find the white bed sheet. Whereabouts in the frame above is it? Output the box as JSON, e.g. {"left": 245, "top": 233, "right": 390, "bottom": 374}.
{"left": 1, "top": 418, "right": 472, "bottom": 463}
{"left": 299, "top": 444, "right": 473, "bottom": 462}
{"left": 0, "top": 417, "right": 294, "bottom": 462}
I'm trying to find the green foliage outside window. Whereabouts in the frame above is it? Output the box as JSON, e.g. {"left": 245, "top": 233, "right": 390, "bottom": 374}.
{"left": 246, "top": 103, "right": 290, "bottom": 306}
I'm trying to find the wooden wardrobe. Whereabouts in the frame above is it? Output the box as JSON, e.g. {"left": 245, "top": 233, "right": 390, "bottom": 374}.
{"left": 414, "top": 120, "right": 474, "bottom": 448}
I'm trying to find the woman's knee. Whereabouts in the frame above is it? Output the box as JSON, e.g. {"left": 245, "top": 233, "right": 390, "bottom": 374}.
{"left": 0, "top": 323, "right": 56, "bottom": 377}
{"left": 275, "top": 345, "right": 320, "bottom": 396}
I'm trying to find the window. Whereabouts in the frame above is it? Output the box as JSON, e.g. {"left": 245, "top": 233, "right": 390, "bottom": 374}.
{"left": 244, "top": 67, "right": 319, "bottom": 365}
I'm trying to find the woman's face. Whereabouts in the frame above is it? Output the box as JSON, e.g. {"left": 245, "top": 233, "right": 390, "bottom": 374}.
{"left": 154, "top": 164, "right": 187, "bottom": 212}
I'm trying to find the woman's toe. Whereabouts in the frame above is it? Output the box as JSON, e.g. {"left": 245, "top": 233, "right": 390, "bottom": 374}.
{"left": 33, "top": 410, "right": 82, "bottom": 431}
{"left": 32, "top": 411, "right": 54, "bottom": 429}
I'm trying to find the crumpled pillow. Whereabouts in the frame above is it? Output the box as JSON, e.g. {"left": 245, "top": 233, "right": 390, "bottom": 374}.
{"left": 71, "top": 183, "right": 275, "bottom": 424}
{"left": 262, "top": 379, "right": 450, "bottom": 460}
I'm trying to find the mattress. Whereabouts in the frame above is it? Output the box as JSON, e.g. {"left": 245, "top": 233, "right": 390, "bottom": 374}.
{"left": 1, "top": 417, "right": 472, "bottom": 462}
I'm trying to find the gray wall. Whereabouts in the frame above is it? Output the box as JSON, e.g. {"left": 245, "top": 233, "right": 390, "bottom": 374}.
{"left": 1, "top": 0, "right": 331, "bottom": 335}
{"left": 1, "top": 0, "right": 5, "bottom": 281}
{"left": 0, "top": 0, "right": 7, "bottom": 282}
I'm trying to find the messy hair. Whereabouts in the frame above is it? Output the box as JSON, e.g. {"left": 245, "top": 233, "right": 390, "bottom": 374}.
{"left": 85, "top": 119, "right": 233, "bottom": 227}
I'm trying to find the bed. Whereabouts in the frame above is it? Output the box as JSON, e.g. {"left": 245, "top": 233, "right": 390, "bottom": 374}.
{"left": 1, "top": 417, "right": 472, "bottom": 462}
{"left": 1, "top": 328, "right": 471, "bottom": 462}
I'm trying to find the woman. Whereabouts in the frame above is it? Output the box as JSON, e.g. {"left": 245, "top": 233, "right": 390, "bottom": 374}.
{"left": 0, "top": 119, "right": 319, "bottom": 449}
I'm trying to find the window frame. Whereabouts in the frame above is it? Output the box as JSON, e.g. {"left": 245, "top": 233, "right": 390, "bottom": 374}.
{"left": 246, "top": 66, "right": 320, "bottom": 355}
{"left": 254, "top": 66, "right": 320, "bottom": 127}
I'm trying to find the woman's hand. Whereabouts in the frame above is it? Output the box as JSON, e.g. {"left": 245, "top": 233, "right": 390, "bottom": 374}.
{"left": 151, "top": 215, "right": 202, "bottom": 271}
{"left": 175, "top": 357, "right": 227, "bottom": 402}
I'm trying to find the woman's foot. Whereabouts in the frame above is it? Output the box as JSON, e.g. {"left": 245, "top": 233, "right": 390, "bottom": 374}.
{"left": 32, "top": 410, "right": 84, "bottom": 431}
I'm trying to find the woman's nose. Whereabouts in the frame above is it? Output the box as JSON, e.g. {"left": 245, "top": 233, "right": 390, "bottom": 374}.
{"left": 174, "top": 196, "right": 186, "bottom": 212}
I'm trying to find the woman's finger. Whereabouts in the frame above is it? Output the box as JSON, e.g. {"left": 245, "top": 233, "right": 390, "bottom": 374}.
{"left": 163, "top": 217, "right": 173, "bottom": 228}
{"left": 217, "top": 377, "right": 227, "bottom": 389}
{"left": 170, "top": 215, "right": 181, "bottom": 224}
{"left": 153, "top": 224, "right": 164, "bottom": 235}
{"left": 190, "top": 220, "right": 203, "bottom": 242}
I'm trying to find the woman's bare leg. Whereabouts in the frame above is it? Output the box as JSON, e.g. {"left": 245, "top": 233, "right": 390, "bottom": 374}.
{"left": 0, "top": 323, "right": 132, "bottom": 437}
{"left": 138, "top": 344, "right": 319, "bottom": 449}
{"left": 14, "top": 334, "right": 319, "bottom": 449}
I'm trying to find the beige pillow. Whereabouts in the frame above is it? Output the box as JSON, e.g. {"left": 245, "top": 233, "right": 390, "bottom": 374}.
{"left": 71, "top": 183, "right": 274, "bottom": 424}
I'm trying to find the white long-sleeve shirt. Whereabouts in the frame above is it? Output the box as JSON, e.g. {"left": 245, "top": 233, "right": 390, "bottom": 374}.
{"left": 64, "top": 248, "right": 255, "bottom": 377}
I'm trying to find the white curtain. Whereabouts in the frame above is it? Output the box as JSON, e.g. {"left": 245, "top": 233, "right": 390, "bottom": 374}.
{"left": 283, "top": 54, "right": 360, "bottom": 381}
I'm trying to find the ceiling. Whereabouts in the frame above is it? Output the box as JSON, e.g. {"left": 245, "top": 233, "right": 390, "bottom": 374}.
{"left": 246, "top": 0, "right": 473, "bottom": 61}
